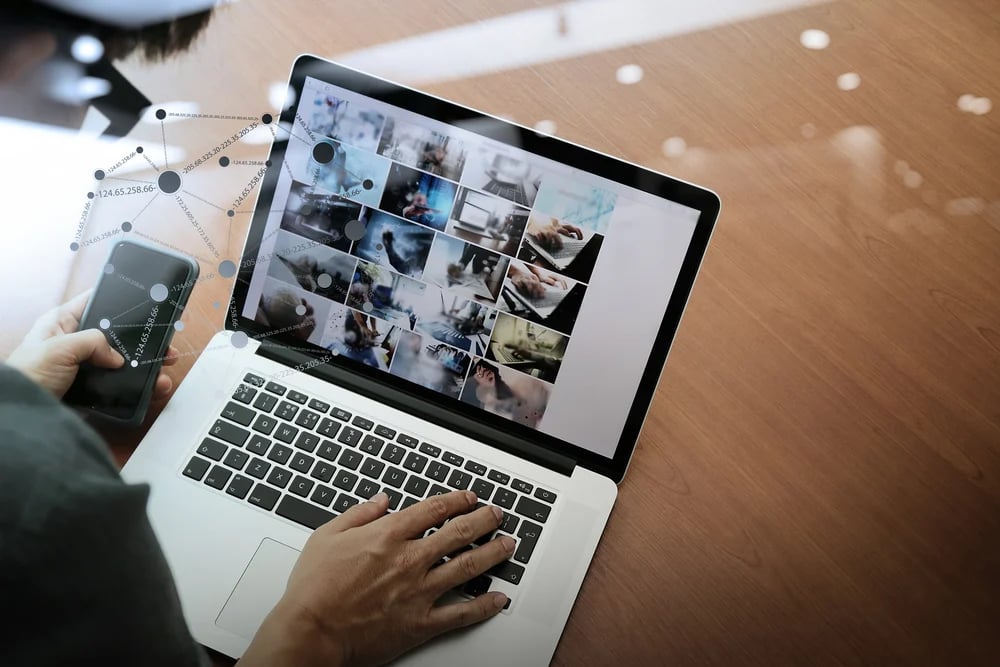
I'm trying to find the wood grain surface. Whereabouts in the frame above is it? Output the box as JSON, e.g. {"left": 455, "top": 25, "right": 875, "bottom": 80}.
{"left": 3, "top": 0, "right": 998, "bottom": 664}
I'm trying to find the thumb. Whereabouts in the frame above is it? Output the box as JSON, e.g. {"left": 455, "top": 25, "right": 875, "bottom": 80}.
{"left": 61, "top": 329, "right": 126, "bottom": 369}
{"left": 325, "top": 492, "right": 389, "bottom": 533}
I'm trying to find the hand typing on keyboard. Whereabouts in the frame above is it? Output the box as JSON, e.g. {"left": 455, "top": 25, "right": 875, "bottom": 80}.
{"left": 531, "top": 219, "right": 583, "bottom": 252}
{"left": 239, "top": 490, "right": 513, "bottom": 667}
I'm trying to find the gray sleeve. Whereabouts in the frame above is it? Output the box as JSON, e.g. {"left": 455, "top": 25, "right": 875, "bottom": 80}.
{"left": 0, "top": 365, "right": 209, "bottom": 667}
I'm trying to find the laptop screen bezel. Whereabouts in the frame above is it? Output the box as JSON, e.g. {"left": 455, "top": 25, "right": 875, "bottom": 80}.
{"left": 229, "top": 54, "right": 719, "bottom": 483}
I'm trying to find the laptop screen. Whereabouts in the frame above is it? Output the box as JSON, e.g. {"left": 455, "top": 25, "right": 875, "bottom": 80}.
{"left": 241, "top": 68, "right": 704, "bottom": 461}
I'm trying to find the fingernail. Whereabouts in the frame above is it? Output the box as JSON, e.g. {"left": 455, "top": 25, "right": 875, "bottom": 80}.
{"left": 370, "top": 492, "right": 388, "bottom": 504}
{"left": 491, "top": 506, "right": 503, "bottom": 521}
{"left": 464, "top": 490, "right": 477, "bottom": 504}
{"left": 493, "top": 592, "right": 509, "bottom": 609}
{"left": 500, "top": 536, "right": 516, "bottom": 553}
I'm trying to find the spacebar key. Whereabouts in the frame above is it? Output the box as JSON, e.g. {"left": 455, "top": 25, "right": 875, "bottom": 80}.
{"left": 276, "top": 495, "right": 336, "bottom": 530}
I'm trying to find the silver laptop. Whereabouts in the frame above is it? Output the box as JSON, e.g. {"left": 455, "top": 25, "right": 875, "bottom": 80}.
{"left": 122, "top": 54, "right": 719, "bottom": 665}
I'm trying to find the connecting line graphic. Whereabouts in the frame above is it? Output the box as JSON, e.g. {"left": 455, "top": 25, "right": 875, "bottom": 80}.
{"left": 161, "top": 119, "right": 168, "bottom": 168}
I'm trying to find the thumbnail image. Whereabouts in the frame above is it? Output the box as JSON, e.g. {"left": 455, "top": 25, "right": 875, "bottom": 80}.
{"left": 320, "top": 303, "right": 401, "bottom": 371}
{"left": 346, "top": 261, "right": 426, "bottom": 330}
{"left": 390, "top": 330, "right": 471, "bottom": 399}
{"left": 532, "top": 174, "right": 618, "bottom": 234}
{"left": 279, "top": 180, "right": 361, "bottom": 253}
{"left": 461, "top": 142, "right": 545, "bottom": 208}
{"left": 377, "top": 116, "right": 468, "bottom": 182}
{"left": 379, "top": 163, "right": 458, "bottom": 232}
{"left": 254, "top": 277, "right": 330, "bottom": 346}
{"left": 445, "top": 187, "right": 530, "bottom": 256}
{"left": 486, "top": 312, "right": 568, "bottom": 383}
{"left": 307, "top": 91, "right": 385, "bottom": 152}
{"left": 351, "top": 210, "right": 435, "bottom": 280}
{"left": 517, "top": 212, "right": 604, "bottom": 284}
{"left": 460, "top": 358, "right": 551, "bottom": 430}
{"left": 413, "top": 290, "right": 496, "bottom": 357}
{"left": 266, "top": 230, "right": 356, "bottom": 303}
{"left": 497, "top": 260, "right": 587, "bottom": 336}
{"left": 423, "top": 233, "right": 509, "bottom": 305}
{"left": 308, "top": 138, "right": 390, "bottom": 207}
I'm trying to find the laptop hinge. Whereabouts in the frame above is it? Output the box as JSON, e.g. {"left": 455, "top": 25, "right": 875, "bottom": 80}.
{"left": 256, "top": 343, "right": 577, "bottom": 477}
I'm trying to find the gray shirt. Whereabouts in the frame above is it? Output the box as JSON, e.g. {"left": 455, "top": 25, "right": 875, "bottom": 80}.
{"left": 0, "top": 364, "right": 207, "bottom": 666}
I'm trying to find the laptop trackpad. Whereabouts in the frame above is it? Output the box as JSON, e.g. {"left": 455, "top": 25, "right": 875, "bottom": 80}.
{"left": 216, "top": 538, "right": 301, "bottom": 640}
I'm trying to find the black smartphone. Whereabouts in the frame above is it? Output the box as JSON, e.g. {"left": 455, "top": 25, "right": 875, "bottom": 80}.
{"left": 65, "top": 240, "right": 199, "bottom": 425}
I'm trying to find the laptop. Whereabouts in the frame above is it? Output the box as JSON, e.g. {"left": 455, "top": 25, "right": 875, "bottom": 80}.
{"left": 121, "top": 54, "right": 719, "bottom": 665}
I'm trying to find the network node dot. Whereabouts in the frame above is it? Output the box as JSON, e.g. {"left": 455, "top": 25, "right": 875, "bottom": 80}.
{"left": 94, "top": 170, "right": 105, "bottom": 181}
{"left": 136, "top": 146, "right": 143, "bottom": 154}
{"left": 345, "top": 219, "right": 366, "bottom": 241}
{"left": 87, "top": 192, "right": 95, "bottom": 199}
{"left": 131, "top": 360, "right": 139, "bottom": 368}
{"left": 173, "top": 321, "right": 185, "bottom": 332}
{"left": 70, "top": 242, "right": 80, "bottom": 252}
{"left": 362, "top": 178, "right": 374, "bottom": 190}
{"left": 155, "top": 109, "right": 166, "bottom": 120}
{"left": 262, "top": 113, "right": 273, "bottom": 124}
{"left": 295, "top": 304, "right": 307, "bottom": 316}
{"left": 121, "top": 221, "right": 133, "bottom": 232}
{"left": 103, "top": 263, "right": 114, "bottom": 274}
{"left": 312, "top": 141, "right": 335, "bottom": 164}
{"left": 218, "top": 260, "right": 237, "bottom": 278}
{"left": 231, "top": 331, "right": 249, "bottom": 349}
{"left": 219, "top": 156, "right": 230, "bottom": 167}
{"left": 265, "top": 160, "right": 272, "bottom": 167}
{"left": 150, "top": 283, "right": 169, "bottom": 302}
{"left": 317, "top": 273, "right": 332, "bottom": 289}
{"left": 157, "top": 170, "right": 181, "bottom": 194}
{"left": 227, "top": 209, "right": 235, "bottom": 218}
{"left": 212, "top": 301, "right": 221, "bottom": 308}
{"left": 99, "top": 318, "right": 111, "bottom": 329}
{"left": 362, "top": 301, "right": 374, "bottom": 313}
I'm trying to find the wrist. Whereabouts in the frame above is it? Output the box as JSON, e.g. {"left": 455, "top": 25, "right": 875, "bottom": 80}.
{"left": 238, "top": 600, "right": 347, "bottom": 667}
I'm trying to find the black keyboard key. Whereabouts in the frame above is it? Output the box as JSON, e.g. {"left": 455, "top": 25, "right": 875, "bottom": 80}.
{"left": 210, "top": 420, "right": 249, "bottom": 447}
{"left": 332, "top": 493, "right": 360, "bottom": 513}
{"left": 381, "top": 444, "right": 406, "bottom": 464}
{"left": 360, "top": 457, "right": 385, "bottom": 479}
{"left": 338, "top": 449, "right": 363, "bottom": 470}
{"left": 246, "top": 457, "right": 271, "bottom": 479}
{"left": 489, "top": 560, "right": 525, "bottom": 585}
{"left": 294, "top": 432, "right": 320, "bottom": 453}
{"left": 427, "top": 461, "right": 450, "bottom": 482}
{"left": 403, "top": 476, "right": 429, "bottom": 497}
{"left": 310, "top": 484, "right": 336, "bottom": 507}
{"left": 470, "top": 478, "right": 495, "bottom": 501}
{"left": 308, "top": 398, "right": 330, "bottom": 413}
{"left": 266, "top": 466, "right": 292, "bottom": 489}
{"left": 252, "top": 392, "right": 278, "bottom": 413}
{"left": 374, "top": 424, "right": 396, "bottom": 439}
{"left": 356, "top": 479, "right": 380, "bottom": 499}
{"left": 511, "top": 479, "right": 533, "bottom": 494}
{"left": 232, "top": 384, "right": 257, "bottom": 404}
{"left": 360, "top": 435, "right": 385, "bottom": 456}
{"left": 331, "top": 407, "right": 352, "bottom": 421}
{"left": 514, "top": 521, "right": 542, "bottom": 564}
{"left": 276, "top": 494, "right": 334, "bottom": 529}
{"left": 337, "top": 426, "right": 363, "bottom": 447}
{"left": 463, "top": 575, "right": 492, "bottom": 598}
{"left": 246, "top": 435, "right": 271, "bottom": 456}
{"left": 499, "top": 511, "right": 519, "bottom": 534}
{"left": 427, "top": 484, "right": 450, "bottom": 497}
{"left": 310, "top": 461, "right": 335, "bottom": 483}
{"left": 317, "top": 440, "right": 342, "bottom": 462}
{"left": 196, "top": 438, "right": 227, "bottom": 461}
{"left": 384, "top": 489, "right": 403, "bottom": 510}
{"left": 243, "top": 372, "right": 264, "bottom": 387}
{"left": 287, "top": 390, "right": 308, "bottom": 404}
{"left": 267, "top": 444, "right": 292, "bottom": 464}
{"left": 276, "top": 401, "right": 299, "bottom": 421}
{"left": 488, "top": 469, "right": 511, "bottom": 485}
{"left": 397, "top": 433, "right": 419, "bottom": 448}
{"left": 226, "top": 474, "right": 253, "bottom": 499}
{"left": 515, "top": 496, "right": 551, "bottom": 523}
{"left": 403, "top": 452, "right": 428, "bottom": 474}
{"left": 465, "top": 461, "right": 487, "bottom": 476}
{"left": 290, "top": 475, "right": 315, "bottom": 497}
{"left": 294, "top": 409, "right": 320, "bottom": 431}
{"left": 493, "top": 488, "right": 517, "bottom": 510}
{"left": 248, "top": 483, "right": 279, "bottom": 510}
{"left": 333, "top": 470, "right": 359, "bottom": 492}
{"left": 447, "top": 469, "right": 472, "bottom": 490}
{"left": 400, "top": 496, "right": 419, "bottom": 510}
{"left": 419, "top": 442, "right": 442, "bottom": 458}
{"left": 183, "top": 456, "right": 211, "bottom": 480}
{"left": 443, "top": 451, "right": 464, "bottom": 466}
{"left": 534, "top": 488, "right": 557, "bottom": 503}
{"left": 290, "top": 452, "right": 315, "bottom": 474}
{"left": 223, "top": 449, "right": 249, "bottom": 471}
{"left": 265, "top": 381, "right": 286, "bottom": 395}
{"left": 274, "top": 423, "right": 299, "bottom": 444}
{"left": 221, "top": 401, "right": 255, "bottom": 426}
{"left": 204, "top": 465, "right": 231, "bottom": 490}
{"left": 317, "top": 418, "right": 340, "bottom": 438}
{"left": 352, "top": 415, "right": 374, "bottom": 431}
{"left": 382, "top": 467, "right": 406, "bottom": 488}
{"left": 252, "top": 414, "right": 277, "bottom": 435}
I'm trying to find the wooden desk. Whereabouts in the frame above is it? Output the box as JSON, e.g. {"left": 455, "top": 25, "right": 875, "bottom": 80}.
{"left": 2, "top": 0, "right": 998, "bottom": 664}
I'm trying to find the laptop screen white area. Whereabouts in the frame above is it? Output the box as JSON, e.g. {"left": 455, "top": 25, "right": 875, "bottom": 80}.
{"left": 243, "top": 75, "right": 699, "bottom": 460}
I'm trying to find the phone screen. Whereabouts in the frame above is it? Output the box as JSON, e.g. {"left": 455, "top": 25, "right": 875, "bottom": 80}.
{"left": 65, "top": 241, "right": 197, "bottom": 422}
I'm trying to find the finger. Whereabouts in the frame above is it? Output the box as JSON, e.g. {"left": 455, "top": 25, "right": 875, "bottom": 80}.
{"left": 419, "top": 505, "right": 504, "bottom": 565}
{"left": 385, "top": 490, "right": 477, "bottom": 539}
{"left": 426, "top": 591, "right": 508, "bottom": 635}
{"left": 152, "top": 373, "right": 173, "bottom": 401}
{"left": 162, "top": 345, "right": 180, "bottom": 366}
{"left": 323, "top": 492, "right": 389, "bottom": 533}
{"left": 426, "top": 534, "right": 515, "bottom": 594}
{"left": 61, "top": 329, "right": 125, "bottom": 368}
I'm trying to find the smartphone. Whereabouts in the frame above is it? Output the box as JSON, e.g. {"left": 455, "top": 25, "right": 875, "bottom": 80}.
{"left": 64, "top": 240, "right": 199, "bottom": 425}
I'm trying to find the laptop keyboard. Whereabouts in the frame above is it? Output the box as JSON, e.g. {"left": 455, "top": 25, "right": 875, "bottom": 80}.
{"left": 182, "top": 372, "right": 558, "bottom": 608}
